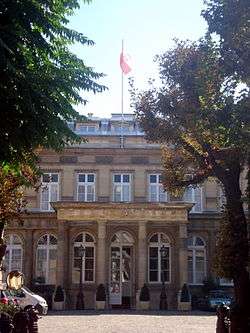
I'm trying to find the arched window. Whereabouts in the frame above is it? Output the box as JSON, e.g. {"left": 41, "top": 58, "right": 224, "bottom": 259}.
{"left": 36, "top": 234, "right": 57, "bottom": 284}
{"left": 4, "top": 234, "right": 23, "bottom": 274}
{"left": 148, "top": 233, "right": 171, "bottom": 283}
{"left": 72, "top": 232, "right": 95, "bottom": 283}
{"left": 188, "top": 236, "right": 206, "bottom": 284}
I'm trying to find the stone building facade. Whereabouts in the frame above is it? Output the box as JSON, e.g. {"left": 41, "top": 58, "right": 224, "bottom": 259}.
{"left": 3, "top": 113, "right": 243, "bottom": 310}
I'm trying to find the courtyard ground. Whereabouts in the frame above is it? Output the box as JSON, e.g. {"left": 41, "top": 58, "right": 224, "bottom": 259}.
{"left": 39, "top": 310, "right": 217, "bottom": 333}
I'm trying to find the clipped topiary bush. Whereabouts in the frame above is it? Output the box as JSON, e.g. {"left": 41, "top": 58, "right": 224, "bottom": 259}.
{"left": 54, "top": 285, "right": 64, "bottom": 302}
{"left": 96, "top": 284, "right": 106, "bottom": 301}
{"left": 139, "top": 284, "right": 150, "bottom": 302}
{"left": 180, "top": 283, "right": 190, "bottom": 302}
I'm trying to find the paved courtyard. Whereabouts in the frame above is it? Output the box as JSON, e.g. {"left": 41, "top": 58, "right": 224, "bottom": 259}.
{"left": 39, "top": 311, "right": 217, "bottom": 333}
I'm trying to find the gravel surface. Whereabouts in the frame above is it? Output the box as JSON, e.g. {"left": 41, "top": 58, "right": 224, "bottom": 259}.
{"left": 39, "top": 310, "right": 217, "bottom": 333}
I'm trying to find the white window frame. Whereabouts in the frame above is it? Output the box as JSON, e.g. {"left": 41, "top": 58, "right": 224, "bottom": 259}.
{"left": 188, "top": 236, "right": 206, "bottom": 285}
{"left": 148, "top": 174, "right": 168, "bottom": 202}
{"left": 219, "top": 278, "right": 233, "bottom": 286}
{"left": 113, "top": 173, "right": 132, "bottom": 202}
{"left": 36, "top": 234, "right": 57, "bottom": 284}
{"left": 183, "top": 186, "right": 203, "bottom": 213}
{"left": 4, "top": 234, "right": 23, "bottom": 274}
{"left": 76, "top": 173, "right": 96, "bottom": 202}
{"left": 73, "top": 232, "right": 95, "bottom": 284}
{"left": 148, "top": 233, "right": 171, "bottom": 284}
{"left": 40, "top": 172, "right": 59, "bottom": 211}
{"left": 78, "top": 125, "right": 97, "bottom": 133}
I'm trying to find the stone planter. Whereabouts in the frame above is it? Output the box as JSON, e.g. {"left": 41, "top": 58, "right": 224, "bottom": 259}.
{"left": 95, "top": 301, "right": 106, "bottom": 310}
{"left": 52, "top": 300, "right": 65, "bottom": 311}
{"left": 178, "top": 301, "right": 191, "bottom": 311}
{"left": 140, "top": 301, "right": 150, "bottom": 310}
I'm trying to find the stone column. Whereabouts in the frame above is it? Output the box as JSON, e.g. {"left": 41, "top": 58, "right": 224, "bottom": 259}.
{"left": 24, "top": 229, "right": 33, "bottom": 286}
{"left": 179, "top": 223, "right": 188, "bottom": 287}
{"left": 56, "top": 220, "right": 68, "bottom": 286}
{"left": 96, "top": 221, "right": 106, "bottom": 285}
{"left": 138, "top": 221, "right": 147, "bottom": 289}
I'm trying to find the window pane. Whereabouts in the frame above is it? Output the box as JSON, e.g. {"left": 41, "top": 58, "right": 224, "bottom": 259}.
{"left": 42, "top": 174, "right": 50, "bottom": 183}
{"left": 149, "top": 247, "right": 158, "bottom": 257}
{"left": 114, "top": 175, "right": 121, "bottom": 183}
{"left": 149, "top": 185, "right": 157, "bottom": 202}
{"left": 50, "top": 184, "right": 58, "bottom": 202}
{"left": 122, "top": 184, "right": 130, "bottom": 201}
{"left": 114, "top": 185, "right": 122, "bottom": 201}
{"left": 150, "top": 258, "right": 158, "bottom": 270}
{"left": 85, "top": 246, "right": 94, "bottom": 257}
{"left": 87, "top": 174, "right": 95, "bottom": 182}
{"left": 75, "top": 234, "right": 83, "bottom": 243}
{"left": 150, "top": 175, "right": 157, "bottom": 183}
{"left": 51, "top": 174, "right": 58, "bottom": 182}
{"left": 195, "top": 237, "right": 204, "bottom": 246}
{"left": 49, "top": 235, "right": 57, "bottom": 245}
{"left": 78, "top": 174, "right": 85, "bottom": 182}
{"left": 85, "top": 258, "right": 94, "bottom": 269}
{"left": 149, "top": 234, "right": 158, "bottom": 243}
{"left": 85, "top": 270, "right": 94, "bottom": 281}
{"left": 78, "top": 185, "right": 85, "bottom": 201}
{"left": 123, "top": 174, "right": 130, "bottom": 183}
{"left": 86, "top": 185, "right": 94, "bottom": 201}
{"left": 159, "top": 175, "right": 163, "bottom": 183}
{"left": 149, "top": 271, "right": 158, "bottom": 282}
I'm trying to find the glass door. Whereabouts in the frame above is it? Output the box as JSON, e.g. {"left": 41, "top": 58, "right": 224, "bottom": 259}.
{"left": 110, "top": 247, "right": 122, "bottom": 305}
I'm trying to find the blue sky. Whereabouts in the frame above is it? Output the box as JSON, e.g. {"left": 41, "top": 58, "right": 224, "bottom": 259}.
{"left": 69, "top": 0, "right": 207, "bottom": 118}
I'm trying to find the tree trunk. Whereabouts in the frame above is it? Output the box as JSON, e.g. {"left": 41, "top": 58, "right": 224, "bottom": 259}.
{"left": 223, "top": 175, "right": 250, "bottom": 333}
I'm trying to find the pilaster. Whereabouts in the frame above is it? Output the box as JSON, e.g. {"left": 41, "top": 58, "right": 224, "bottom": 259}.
{"left": 179, "top": 223, "right": 188, "bottom": 287}
{"left": 24, "top": 229, "right": 33, "bottom": 286}
{"left": 96, "top": 220, "right": 107, "bottom": 285}
{"left": 138, "top": 221, "right": 147, "bottom": 289}
{"left": 56, "top": 220, "right": 68, "bottom": 286}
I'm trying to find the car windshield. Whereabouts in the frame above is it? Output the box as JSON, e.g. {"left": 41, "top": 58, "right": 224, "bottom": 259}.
{"left": 209, "top": 291, "right": 229, "bottom": 299}
{"left": 22, "top": 286, "right": 35, "bottom": 295}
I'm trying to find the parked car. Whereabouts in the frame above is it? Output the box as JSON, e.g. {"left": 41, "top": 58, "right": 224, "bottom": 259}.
{"left": 197, "top": 290, "right": 232, "bottom": 311}
{"left": 9, "top": 286, "right": 48, "bottom": 315}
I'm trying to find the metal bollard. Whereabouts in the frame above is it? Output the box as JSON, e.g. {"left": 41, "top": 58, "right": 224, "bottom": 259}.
{"left": 216, "top": 304, "right": 229, "bottom": 333}
{"left": 26, "top": 306, "right": 40, "bottom": 333}
{"left": 159, "top": 284, "right": 168, "bottom": 310}
{"left": 12, "top": 309, "right": 29, "bottom": 333}
{"left": 0, "top": 312, "right": 14, "bottom": 333}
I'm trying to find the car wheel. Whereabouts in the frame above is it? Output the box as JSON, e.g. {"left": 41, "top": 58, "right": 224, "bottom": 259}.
{"left": 35, "top": 303, "right": 44, "bottom": 315}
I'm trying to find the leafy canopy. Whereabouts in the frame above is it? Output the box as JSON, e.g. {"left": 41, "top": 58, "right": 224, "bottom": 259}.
{"left": 132, "top": 38, "right": 249, "bottom": 195}
{"left": 0, "top": 0, "right": 106, "bottom": 164}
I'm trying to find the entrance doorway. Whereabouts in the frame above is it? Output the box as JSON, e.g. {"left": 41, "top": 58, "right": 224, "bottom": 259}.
{"left": 109, "top": 231, "right": 134, "bottom": 308}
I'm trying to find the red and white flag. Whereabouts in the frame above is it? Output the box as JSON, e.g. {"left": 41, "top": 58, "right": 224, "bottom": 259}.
{"left": 120, "top": 52, "right": 132, "bottom": 75}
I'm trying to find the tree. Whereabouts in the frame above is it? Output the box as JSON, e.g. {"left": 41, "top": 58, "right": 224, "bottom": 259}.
{"left": 0, "top": 1, "right": 106, "bottom": 269}
{"left": 0, "top": 162, "right": 39, "bottom": 267}
{"left": 202, "top": 0, "right": 250, "bottom": 83}
{"left": 132, "top": 37, "right": 249, "bottom": 331}
{"left": 0, "top": 0, "right": 106, "bottom": 165}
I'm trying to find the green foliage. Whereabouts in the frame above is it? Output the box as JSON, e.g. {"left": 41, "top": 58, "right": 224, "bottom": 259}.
{"left": 180, "top": 284, "right": 191, "bottom": 302}
{"left": 0, "top": 303, "right": 19, "bottom": 317}
{"left": 54, "top": 285, "right": 65, "bottom": 302}
{"left": 139, "top": 284, "right": 150, "bottom": 302}
{"left": 0, "top": 0, "right": 106, "bottom": 165}
{"left": 96, "top": 284, "right": 106, "bottom": 301}
{"left": 202, "top": 0, "right": 250, "bottom": 83}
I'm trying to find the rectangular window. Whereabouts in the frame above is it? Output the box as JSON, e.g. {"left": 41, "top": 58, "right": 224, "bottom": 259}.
{"left": 113, "top": 174, "right": 131, "bottom": 202}
{"left": 40, "top": 173, "right": 59, "bottom": 211}
{"left": 183, "top": 186, "right": 203, "bottom": 213}
{"left": 77, "top": 173, "right": 95, "bottom": 202}
{"left": 148, "top": 174, "right": 168, "bottom": 202}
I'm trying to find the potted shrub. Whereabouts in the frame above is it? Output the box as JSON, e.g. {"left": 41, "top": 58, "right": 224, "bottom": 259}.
{"left": 139, "top": 284, "right": 150, "bottom": 310}
{"left": 95, "top": 284, "right": 106, "bottom": 310}
{"left": 52, "top": 285, "right": 65, "bottom": 310}
{"left": 178, "top": 283, "right": 191, "bottom": 311}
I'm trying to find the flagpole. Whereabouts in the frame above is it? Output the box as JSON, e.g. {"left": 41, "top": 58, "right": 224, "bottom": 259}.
{"left": 120, "top": 39, "right": 124, "bottom": 148}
